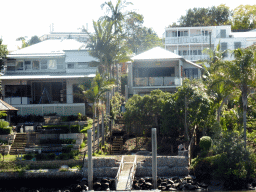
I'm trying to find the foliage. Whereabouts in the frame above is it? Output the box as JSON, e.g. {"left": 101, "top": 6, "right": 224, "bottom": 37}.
{"left": 220, "top": 109, "right": 239, "bottom": 131}
{"left": 0, "top": 39, "right": 8, "bottom": 71}
{"left": 11, "top": 115, "right": 44, "bottom": 124}
{"left": 70, "top": 125, "right": 80, "bottom": 133}
{"left": 28, "top": 36, "right": 41, "bottom": 45}
{"left": 62, "top": 145, "right": 73, "bottom": 153}
{"left": 232, "top": 5, "right": 256, "bottom": 30}
{"left": 110, "top": 92, "right": 125, "bottom": 120}
{"left": 23, "top": 153, "right": 34, "bottom": 160}
{"left": 173, "top": 4, "right": 230, "bottom": 27}
{"left": 199, "top": 136, "right": 212, "bottom": 151}
{"left": 0, "top": 120, "right": 9, "bottom": 129}
{"left": 41, "top": 125, "right": 69, "bottom": 133}
{"left": 40, "top": 139, "right": 76, "bottom": 145}
{"left": 0, "top": 127, "right": 12, "bottom": 135}
{"left": 121, "top": 74, "right": 128, "bottom": 95}
{"left": 47, "top": 153, "right": 56, "bottom": 160}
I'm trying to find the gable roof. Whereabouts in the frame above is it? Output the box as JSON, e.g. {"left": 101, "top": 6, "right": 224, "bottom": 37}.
{"left": 0, "top": 99, "right": 18, "bottom": 111}
{"left": 131, "top": 47, "right": 202, "bottom": 69}
{"left": 132, "top": 47, "right": 182, "bottom": 60}
{"left": 7, "top": 39, "right": 86, "bottom": 58}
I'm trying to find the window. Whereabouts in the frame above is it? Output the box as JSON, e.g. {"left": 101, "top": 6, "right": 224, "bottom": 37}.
{"left": 234, "top": 42, "right": 241, "bottom": 49}
{"left": 68, "top": 63, "right": 75, "bottom": 69}
{"left": 220, "top": 29, "right": 226, "bottom": 38}
{"left": 193, "top": 50, "right": 197, "bottom": 55}
{"left": 178, "top": 50, "right": 182, "bottom": 55}
{"left": 41, "top": 60, "right": 47, "bottom": 69}
{"left": 198, "top": 50, "right": 202, "bottom": 55}
{"left": 48, "top": 60, "right": 57, "bottom": 69}
{"left": 5, "top": 85, "right": 31, "bottom": 97}
{"left": 25, "top": 61, "right": 31, "bottom": 70}
{"left": 221, "top": 42, "right": 228, "bottom": 57}
{"left": 32, "top": 60, "right": 39, "bottom": 70}
{"left": 184, "top": 68, "right": 198, "bottom": 79}
{"left": 78, "top": 62, "right": 88, "bottom": 68}
{"left": 16, "top": 61, "right": 24, "bottom": 70}
{"left": 183, "top": 50, "right": 187, "bottom": 55}
{"left": 172, "top": 31, "right": 177, "bottom": 37}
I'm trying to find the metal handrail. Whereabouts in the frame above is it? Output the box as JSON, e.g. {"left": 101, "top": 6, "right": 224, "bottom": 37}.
{"left": 115, "top": 155, "right": 124, "bottom": 189}
{"left": 125, "top": 155, "right": 137, "bottom": 190}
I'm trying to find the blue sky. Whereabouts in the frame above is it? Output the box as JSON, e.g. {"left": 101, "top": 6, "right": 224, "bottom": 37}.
{"left": 1, "top": 0, "right": 255, "bottom": 51}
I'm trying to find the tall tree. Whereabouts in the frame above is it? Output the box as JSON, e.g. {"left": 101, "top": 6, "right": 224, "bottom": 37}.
{"left": 174, "top": 5, "right": 230, "bottom": 27}
{"left": 215, "top": 47, "right": 256, "bottom": 148}
{"left": 28, "top": 36, "right": 41, "bottom": 45}
{"left": 101, "top": 0, "right": 132, "bottom": 34}
{"left": 232, "top": 5, "right": 256, "bottom": 30}
{"left": 0, "top": 39, "right": 8, "bottom": 71}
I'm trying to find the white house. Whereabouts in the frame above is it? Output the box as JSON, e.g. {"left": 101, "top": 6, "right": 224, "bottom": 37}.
{"left": 127, "top": 47, "right": 202, "bottom": 96}
{"left": 0, "top": 39, "right": 97, "bottom": 116}
{"left": 165, "top": 25, "right": 256, "bottom": 62}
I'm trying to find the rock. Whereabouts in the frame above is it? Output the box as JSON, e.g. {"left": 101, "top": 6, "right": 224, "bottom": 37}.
{"left": 198, "top": 182, "right": 208, "bottom": 189}
{"left": 185, "top": 183, "right": 197, "bottom": 190}
{"left": 168, "top": 187, "right": 177, "bottom": 191}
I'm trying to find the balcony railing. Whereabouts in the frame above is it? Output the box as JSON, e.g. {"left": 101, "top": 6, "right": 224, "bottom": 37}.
{"left": 165, "top": 36, "right": 210, "bottom": 44}
{"left": 134, "top": 77, "right": 182, "bottom": 87}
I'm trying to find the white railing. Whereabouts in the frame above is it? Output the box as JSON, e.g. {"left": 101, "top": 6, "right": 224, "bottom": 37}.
{"left": 134, "top": 77, "right": 182, "bottom": 87}
{"left": 115, "top": 155, "right": 124, "bottom": 189}
{"left": 165, "top": 36, "right": 210, "bottom": 44}
{"left": 183, "top": 55, "right": 209, "bottom": 61}
{"left": 125, "top": 155, "right": 137, "bottom": 190}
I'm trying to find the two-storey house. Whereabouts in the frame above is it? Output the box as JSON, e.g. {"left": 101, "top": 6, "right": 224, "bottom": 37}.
{"left": 127, "top": 47, "right": 202, "bottom": 96}
{"left": 165, "top": 25, "right": 256, "bottom": 62}
{"left": 0, "top": 39, "right": 97, "bottom": 116}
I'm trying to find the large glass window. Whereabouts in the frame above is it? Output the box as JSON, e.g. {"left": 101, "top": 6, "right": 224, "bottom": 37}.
{"left": 25, "top": 61, "right": 32, "bottom": 70}
{"left": 48, "top": 60, "right": 57, "bottom": 69}
{"left": 138, "top": 67, "right": 175, "bottom": 77}
{"left": 5, "top": 85, "right": 31, "bottom": 97}
{"left": 32, "top": 60, "right": 40, "bottom": 70}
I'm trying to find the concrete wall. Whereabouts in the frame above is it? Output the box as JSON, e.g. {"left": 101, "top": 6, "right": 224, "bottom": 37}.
{"left": 136, "top": 156, "right": 189, "bottom": 177}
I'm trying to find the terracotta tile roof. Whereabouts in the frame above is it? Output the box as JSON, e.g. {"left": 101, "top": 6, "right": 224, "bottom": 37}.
{"left": 0, "top": 99, "right": 18, "bottom": 111}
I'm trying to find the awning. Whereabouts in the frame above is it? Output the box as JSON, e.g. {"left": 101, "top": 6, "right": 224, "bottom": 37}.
{"left": 0, "top": 74, "right": 95, "bottom": 80}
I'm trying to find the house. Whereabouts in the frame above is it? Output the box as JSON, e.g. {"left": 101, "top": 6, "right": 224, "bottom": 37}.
{"left": 40, "top": 31, "right": 89, "bottom": 43}
{"left": 127, "top": 47, "right": 202, "bottom": 96}
{"left": 0, "top": 39, "right": 97, "bottom": 116}
{"left": 165, "top": 25, "right": 256, "bottom": 62}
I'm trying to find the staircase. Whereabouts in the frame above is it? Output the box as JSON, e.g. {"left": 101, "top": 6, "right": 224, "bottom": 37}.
{"left": 10, "top": 133, "right": 27, "bottom": 155}
{"left": 111, "top": 137, "right": 123, "bottom": 155}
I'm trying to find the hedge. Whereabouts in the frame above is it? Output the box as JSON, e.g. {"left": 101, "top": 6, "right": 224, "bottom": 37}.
{"left": 42, "top": 125, "right": 69, "bottom": 133}
{"left": 0, "top": 127, "right": 12, "bottom": 135}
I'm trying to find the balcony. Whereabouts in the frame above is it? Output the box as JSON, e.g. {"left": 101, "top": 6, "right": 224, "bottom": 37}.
{"left": 134, "top": 77, "right": 182, "bottom": 87}
{"left": 182, "top": 55, "right": 209, "bottom": 61}
{"left": 165, "top": 36, "right": 210, "bottom": 44}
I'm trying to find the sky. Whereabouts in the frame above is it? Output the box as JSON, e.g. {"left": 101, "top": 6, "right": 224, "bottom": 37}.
{"left": 1, "top": 0, "right": 256, "bottom": 51}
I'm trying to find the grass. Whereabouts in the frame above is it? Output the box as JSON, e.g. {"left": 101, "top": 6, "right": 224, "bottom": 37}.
{"left": 0, "top": 154, "right": 17, "bottom": 162}
{"left": 80, "top": 118, "right": 93, "bottom": 133}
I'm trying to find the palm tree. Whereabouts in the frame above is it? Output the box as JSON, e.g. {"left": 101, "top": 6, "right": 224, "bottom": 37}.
{"left": 101, "top": 0, "right": 133, "bottom": 34}
{"left": 215, "top": 48, "right": 256, "bottom": 148}
{"left": 78, "top": 73, "right": 116, "bottom": 152}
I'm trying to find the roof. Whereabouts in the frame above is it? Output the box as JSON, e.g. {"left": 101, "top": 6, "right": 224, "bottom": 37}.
{"left": 132, "top": 47, "right": 182, "bottom": 60}
{"left": 131, "top": 47, "right": 202, "bottom": 69}
{"left": 7, "top": 39, "right": 86, "bottom": 58}
{"left": 0, "top": 99, "right": 18, "bottom": 111}
{"left": 0, "top": 73, "right": 96, "bottom": 80}
{"left": 231, "top": 31, "right": 256, "bottom": 38}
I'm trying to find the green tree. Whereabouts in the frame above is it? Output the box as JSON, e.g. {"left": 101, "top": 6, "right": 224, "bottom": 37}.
{"left": 215, "top": 48, "right": 256, "bottom": 148}
{"left": 28, "top": 35, "right": 41, "bottom": 45}
{"left": 0, "top": 39, "right": 8, "bottom": 71}
{"left": 232, "top": 5, "right": 256, "bottom": 30}
{"left": 176, "top": 5, "right": 230, "bottom": 27}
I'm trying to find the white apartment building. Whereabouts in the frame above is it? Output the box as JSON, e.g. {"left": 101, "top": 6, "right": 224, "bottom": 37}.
{"left": 165, "top": 25, "right": 256, "bottom": 62}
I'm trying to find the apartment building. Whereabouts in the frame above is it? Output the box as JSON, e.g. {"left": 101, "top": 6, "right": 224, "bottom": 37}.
{"left": 165, "top": 25, "right": 256, "bottom": 62}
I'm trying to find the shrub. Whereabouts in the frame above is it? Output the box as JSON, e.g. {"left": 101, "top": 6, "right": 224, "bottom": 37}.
{"left": 80, "top": 141, "right": 86, "bottom": 149}
{"left": 58, "top": 153, "right": 69, "bottom": 160}
{"left": 24, "top": 153, "right": 34, "bottom": 160}
{"left": 60, "top": 139, "right": 76, "bottom": 144}
{"left": 0, "top": 127, "right": 12, "bottom": 135}
{"left": 42, "top": 125, "right": 69, "bottom": 133}
{"left": 62, "top": 145, "right": 73, "bottom": 153}
{"left": 199, "top": 136, "right": 212, "bottom": 151}
{"left": 0, "top": 120, "right": 9, "bottom": 129}
{"left": 69, "top": 150, "right": 79, "bottom": 159}
{"left": 35, "top": 153, "right": 47, "bottom": 161}
{"left": 70, "top": 125, "right": 80, "bottom": 133}
{"left": 47, "top": 153, "right": 56, "bottom": 160}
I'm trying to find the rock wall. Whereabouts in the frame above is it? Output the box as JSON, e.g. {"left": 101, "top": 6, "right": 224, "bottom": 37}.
{"left": 0, "top": 158, "right": 119, "bottom": 179}
{"left": 136, "top": 156, "right": 189, "bottom": 177}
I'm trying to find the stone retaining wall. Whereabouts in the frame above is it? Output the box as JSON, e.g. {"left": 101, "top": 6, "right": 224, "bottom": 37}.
{"left": 0, "top": 167, "right": 118, "bottom": 179}
{"left": 136, "top": 156, "right": 189, "bottom": 177}
{"left": 17, "top": 157, "right": 119, "bottom": 169}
